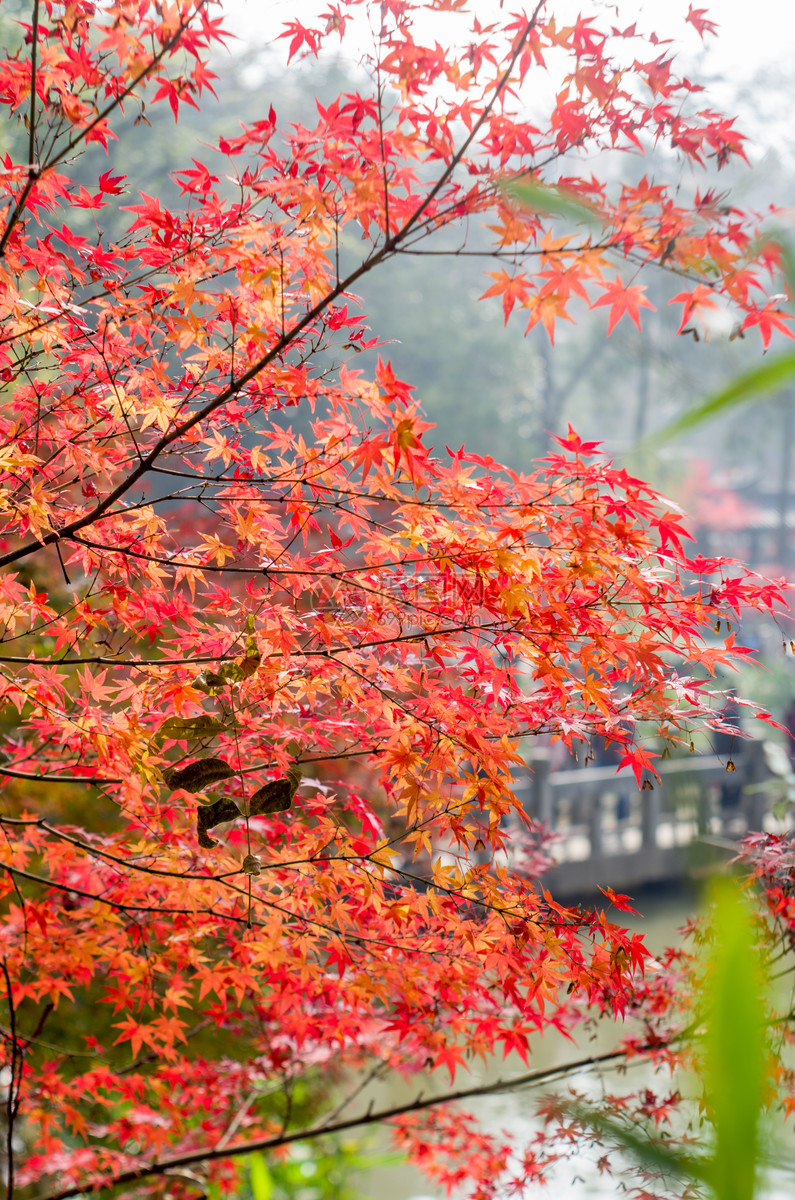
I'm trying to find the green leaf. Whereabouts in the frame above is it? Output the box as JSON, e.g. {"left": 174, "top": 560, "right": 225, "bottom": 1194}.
{"left": 235, "top": 653, "right": 261, "bottom": 680}
{"left": 564, "top": 1103, "right": 703, "bottom": 1184}
{"left": 193, "top": 650, "right": 260, "bottom": 692}
{"left": 703, "top": 879, "right": 768, "bottom": 1200}
{"left": 652, "top": 350, "right": 795, "bottom": 441}
{"left": 558, "top": 881, "right": 770, "bottom": 1200}
{"left": 156, "top": 715, "right": 226, "bottom": 740}
{"left": 505, "top": 179, "right": 602, "bottom": 228}
{"left": 249, "top": 1152, "right": 273, "bottom": 1200}
{"left": 162, "top": 757, "right": 235, "bottom": 792}
{"left": 194, "top": 669, "right": 227, "bottom": 694}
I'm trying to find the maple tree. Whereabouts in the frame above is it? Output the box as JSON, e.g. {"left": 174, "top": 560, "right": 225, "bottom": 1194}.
{"left": 0, "top": 2, "right": 793, "bottom": 1198}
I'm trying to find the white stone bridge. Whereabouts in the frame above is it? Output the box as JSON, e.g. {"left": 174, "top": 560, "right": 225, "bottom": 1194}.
{"left": 512, "top": 742, "right": 787, "bottom": 898}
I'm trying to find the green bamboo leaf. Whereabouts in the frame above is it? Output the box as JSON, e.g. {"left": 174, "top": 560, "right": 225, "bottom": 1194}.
{"left": 652, "top": 350, "right": 795, "bottom": 441}
{"left": 703, "top": 879, "right": 768, "bottom": 1200}
{"left": 506, "top": 179, "right": 602, "bottom": 228}
{"left": 562, "top": 1102, "right": 704, "bottom": 1184}
{"left": 249, "top": 1152, "right": 273, "bottom": 1200}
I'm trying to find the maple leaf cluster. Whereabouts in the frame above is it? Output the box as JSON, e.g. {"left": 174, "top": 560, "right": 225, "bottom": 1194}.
{"left": 0, "top": 2, "right": 792, "bottom": 1197}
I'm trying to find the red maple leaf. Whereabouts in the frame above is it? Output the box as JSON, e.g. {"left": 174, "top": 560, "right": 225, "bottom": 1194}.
{"left": 591, "top": 279, "right": 655, "bottom": 334}
{"left": 685, "top": 5, "right": 719, "bottom": 39}
{"left": 741, "top": 303, "right": 795, "bottom": 350}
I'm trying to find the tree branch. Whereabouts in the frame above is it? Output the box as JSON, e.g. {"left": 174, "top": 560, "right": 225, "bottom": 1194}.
{"left": 0, "top": 3, "right": 545, "bottom": 571}
{"left": 39, "top": 1043, "right": 656, "bottom": 1200}
{"left": 1, "top": 958, "right": 19, "bottom": 1200}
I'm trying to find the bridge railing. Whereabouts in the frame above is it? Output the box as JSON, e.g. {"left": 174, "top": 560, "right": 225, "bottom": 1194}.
{"left": 510, "top": 740, "right": 778, "bottom": 894}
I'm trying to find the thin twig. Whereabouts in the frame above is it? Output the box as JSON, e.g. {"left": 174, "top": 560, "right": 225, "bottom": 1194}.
{"left": 27, "top": 1, "right": 39, "bottom": 177}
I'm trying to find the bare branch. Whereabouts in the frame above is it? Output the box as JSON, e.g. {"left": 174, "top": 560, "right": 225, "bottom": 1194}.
{"left": 38, "top": 1044, "right": 654, "bottom": 1200}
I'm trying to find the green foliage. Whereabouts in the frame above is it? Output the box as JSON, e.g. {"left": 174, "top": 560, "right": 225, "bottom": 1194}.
{"left": 231, "top": 1141, "right": 401, "bottom": 1200}
{"left": 506, "top": 180, "right": 603, "bottom": 230}
{"left": 561, "top": 879, "right": 774, "bottom": 1200}
{"left": 654, "top": 229, "right": 795, "bottom": 442}
{"left": 703, "top": 880, "right": 768, "bottom": 1200}
{"left": 655, "top": 350, "right": 795, "bottom": 441}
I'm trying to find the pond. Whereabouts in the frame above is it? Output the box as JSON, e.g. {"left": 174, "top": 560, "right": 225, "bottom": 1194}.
{"left": 351, "top": 882, "right": 793, "bottom": 1200}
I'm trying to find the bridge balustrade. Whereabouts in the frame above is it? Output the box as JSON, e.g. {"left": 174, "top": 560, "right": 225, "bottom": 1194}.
{"left": 511, "top": 740, "right": 779, "bottom": 896}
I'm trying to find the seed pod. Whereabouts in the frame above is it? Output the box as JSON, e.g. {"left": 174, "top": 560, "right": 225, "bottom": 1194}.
{"left": 196, "top": 794, "right": 240, "bottom": 848}
{"left": 249, "top": 764, "right": 302, "bottom": 815}
{"left": 157, "top": 715, "right": 227, "bottom": 740}
{"left": 196, "top": 765, "right": 302, "bottom": 850}
{"left": 249, "top": 779, "right": 292, "bottom": 815}
{"left": 162, "top": 757, "right": 235, "bottom": 792}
